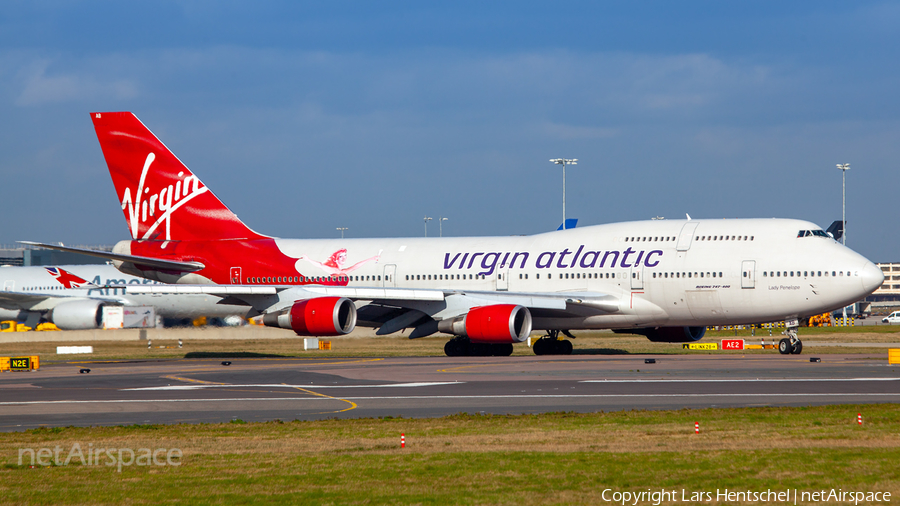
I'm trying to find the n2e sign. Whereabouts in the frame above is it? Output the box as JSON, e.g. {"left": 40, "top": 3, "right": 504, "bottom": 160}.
{"left": 10, "top": 357, "right": 31, "bottom": 370}
{"left": 721, "top": 339, "right": 744, "bottom": 350}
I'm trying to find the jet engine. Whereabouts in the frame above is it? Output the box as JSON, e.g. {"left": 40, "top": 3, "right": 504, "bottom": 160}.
{"left": 263, "top": 297, "right": 357, "bottom": 336}
{"left": 636, "top": 326, "right": 707, "bottom": 343}
{"left": 49, "top": 300, "right": 107, "bottom": 330}
{"left": 438, "top": 304, "right": 532, "bottom": 343}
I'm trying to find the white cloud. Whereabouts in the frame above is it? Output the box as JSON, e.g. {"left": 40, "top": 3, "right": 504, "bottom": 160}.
{"left": 15, "top": 60, "right": 138, "bottom": 106}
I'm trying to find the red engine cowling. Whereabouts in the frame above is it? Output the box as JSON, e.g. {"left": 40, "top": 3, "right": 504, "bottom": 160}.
{"left": 438, "top": 304, "right": 532, "bottom": 343}
{"left": 262, "top": 297, "right": 357, "bottom": 336}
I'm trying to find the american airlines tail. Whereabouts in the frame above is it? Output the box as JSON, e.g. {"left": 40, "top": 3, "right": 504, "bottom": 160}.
{"left": 90, "top": 112, "right": 264, "bottom": 242}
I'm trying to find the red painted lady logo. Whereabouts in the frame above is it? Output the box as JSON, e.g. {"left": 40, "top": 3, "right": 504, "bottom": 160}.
{"left": 45, "top": 267, "right": 94, "bottom": 289}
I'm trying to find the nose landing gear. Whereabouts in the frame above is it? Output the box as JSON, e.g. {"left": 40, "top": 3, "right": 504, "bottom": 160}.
{"left": 778, "top": 321, "right": 803, "bottom": 355}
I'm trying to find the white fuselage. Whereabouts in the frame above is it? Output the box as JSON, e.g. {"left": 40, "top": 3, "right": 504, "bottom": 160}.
{"left": 254, "top": 218, "right": 881, "bottom": 330}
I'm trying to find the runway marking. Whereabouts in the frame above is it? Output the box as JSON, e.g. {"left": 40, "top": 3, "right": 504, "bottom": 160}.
{"left": 436, "top": 359, "right": 631, "bottom": 373}
{"left": 2, "top": 392, "right": 900, "bottom": 406}
{"left": 581, "top": 377, "right": 900, "bottom": 383}
{"left": 290, "top": 384, "right": 357, "bottom": 415}
{"left": 124, "top": 382, "right": 462, "bottom": 391}
{"left": 162, "top": 375, "right": 228, "bottom": 385}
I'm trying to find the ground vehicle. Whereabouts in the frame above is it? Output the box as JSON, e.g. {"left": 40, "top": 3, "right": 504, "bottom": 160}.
{"left": 882, "top": 311, "right": 900, "bottom": 324}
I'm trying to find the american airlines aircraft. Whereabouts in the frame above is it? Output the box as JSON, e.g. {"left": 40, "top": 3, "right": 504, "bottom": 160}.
{"left": 24, "top": 112, "right": 884, "bottom": 356}
{"left": 0, "top": 264, "right": 251, "bottom": 329}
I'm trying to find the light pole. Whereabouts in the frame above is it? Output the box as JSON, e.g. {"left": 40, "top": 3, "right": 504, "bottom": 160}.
{"left": 550, "top": 158, "right": 577, "bottom": 229}
{"left": 423, "top": 216, "right": 432, "bottom": 237}
{"left": 336, "top": 227, "right": 348, "bottom": 239}
{"left": 836, "top": 163, "right": 850, "bottom": 246}
{"left": 439, "top": 217, "right": 448, "bottom": 237}
{"left": 836, "top": 163, "right": 851, "bottom": 326}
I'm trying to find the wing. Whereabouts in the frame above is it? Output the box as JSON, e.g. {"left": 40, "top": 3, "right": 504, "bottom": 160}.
{"left": 0, "top": 290, "right": 128, "bottom": 311}
{"left": 124, "top": 284, "right": 622, "bottom": 336}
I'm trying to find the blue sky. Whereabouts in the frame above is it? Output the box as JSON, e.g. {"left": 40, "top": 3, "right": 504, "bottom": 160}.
{"left": 0, "top": 1, "right": 898, "bottom": 260}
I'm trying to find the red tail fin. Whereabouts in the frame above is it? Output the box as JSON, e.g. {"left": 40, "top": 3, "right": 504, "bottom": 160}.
{"left": 90, "top": 112, "right": 264, "bottom": 241}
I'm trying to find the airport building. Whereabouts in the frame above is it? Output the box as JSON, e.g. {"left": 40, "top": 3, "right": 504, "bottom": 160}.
{"left": 866, "top": 262, "right": 900, "bottom": 304}
{"left": 0, "top": 245, "right": 112, "bottom": 267}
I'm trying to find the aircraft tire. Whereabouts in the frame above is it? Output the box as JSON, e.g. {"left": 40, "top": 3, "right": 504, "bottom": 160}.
{"left": 790, "top": 340, "right": 803, "bottom": 355}
{"left": 492, "top": 343, "right": 513, "bottom": 356}
{"left": 560, "top": 340, "right": 573, "bottom": 355}
{"left": 444, "top": 340, "right": 458, "bottom": 357}
{"left": 470, "top": 343, "right": 493, "bottom": 357}
{"left": 778, "top": 338, "right": 793, "bottom": 355}
{"left": 533, "top": 339, "right": 547, "bottom": 355}
{"left": 445, "top": 339, "right": 470, "bottom": 357}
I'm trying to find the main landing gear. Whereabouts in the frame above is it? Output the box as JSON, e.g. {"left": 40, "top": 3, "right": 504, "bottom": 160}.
{"left": 778, "top": 323, "right": 803, "bottom": 355}
{"left": 532, "top": 330, "right": 574, "bottom": 356}
{"left": 444, "top": 337, "right": 513, "bottom": 357}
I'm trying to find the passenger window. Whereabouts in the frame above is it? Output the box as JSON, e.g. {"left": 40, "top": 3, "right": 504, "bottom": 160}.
{"left": 817, "top": 271, "right": 821, "bottom": 276}
{"left": 525, "top": 274, "right": 528, "bottom": 280}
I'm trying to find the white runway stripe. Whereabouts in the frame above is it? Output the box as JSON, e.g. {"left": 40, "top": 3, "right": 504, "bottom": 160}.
{"left": 2, "top": 392, "right": 900, "bottom": 406}
{"left": 580, "top": 377, "right": 900, "bottom": 383}
{"left": 124, "top": 381, "right": 463, "bottom": 391}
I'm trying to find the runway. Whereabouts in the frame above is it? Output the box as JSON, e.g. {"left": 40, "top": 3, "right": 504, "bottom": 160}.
{"left": 1, "top": 353, "right": 898, "bottom": 431}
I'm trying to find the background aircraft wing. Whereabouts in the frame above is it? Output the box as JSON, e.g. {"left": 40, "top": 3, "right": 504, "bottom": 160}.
{"left": 0, "top": 291, "right": 128, "bottom": 311}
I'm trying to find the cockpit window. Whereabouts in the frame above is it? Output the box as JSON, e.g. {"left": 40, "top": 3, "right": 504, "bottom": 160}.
{"left": 798, "top": 230, "right": 830, "bottom": 238}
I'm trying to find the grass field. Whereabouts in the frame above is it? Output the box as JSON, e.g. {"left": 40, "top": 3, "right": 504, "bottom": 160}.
{"left": 2, "top": 405, "right": 899, "bottom": 505}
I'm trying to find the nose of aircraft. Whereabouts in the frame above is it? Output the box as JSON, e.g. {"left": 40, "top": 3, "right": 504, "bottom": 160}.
{"left": 860, "top": 261, "right": 884, "bottom": 295}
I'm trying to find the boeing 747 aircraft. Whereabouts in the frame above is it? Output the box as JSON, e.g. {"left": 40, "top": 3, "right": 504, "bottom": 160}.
{"left": 0, "top": 264, "right": 252, "bottom": 329}
{"left": 24, "top": 112, "right": 884, "bottom": 355}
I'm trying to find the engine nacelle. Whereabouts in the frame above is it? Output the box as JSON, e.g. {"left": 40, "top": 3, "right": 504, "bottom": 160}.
{"left": 262, "top": 297, "right": 357, "bottom": 336}
{"left": 50, "top": 299, "right": 107, "bottom": 330}
{"left": 438, "top": 304, "right": 532, "bottom": 343}
{"left": 641, "top": 326, "right": 707, "bottom": 343}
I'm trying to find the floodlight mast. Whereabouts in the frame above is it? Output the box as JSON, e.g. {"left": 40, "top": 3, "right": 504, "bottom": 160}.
{"left": 836, "top": 163, "right": 850, "bottom": 246}
{"left": 836, "top": 163, "right": 851, "bottom": 326}
{"left": 336, "top": 227, "right": 348, "bottom": 239}
{"left": 423, "top": 216, "right": 432, "bottom": 237}
{"left": 439, "top": 217, "right": 449, "bottom": 237}
{"left": 550, "top": 158, "right": 577, "bottom": 229}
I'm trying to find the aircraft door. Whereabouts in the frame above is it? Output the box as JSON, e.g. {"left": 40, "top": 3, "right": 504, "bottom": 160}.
{"left": 631, "top": 264, "right": 643, "bottom": 290}
{"left": 676, "top": 222, "right": 700, "bottom": 251}
{"left": 741, "top": 260, "right": 756, "bottom": 289}
{"left": 497, "top": 266, "right": 509, "bottom": 291}
{"left": 383, "top": 264, "right": 397, "bottom": 287}
{"left": 230, "top": 267, "right": 242, "bottom": 284}
{"left": 3, "top": 280, "right": 12, "bottom": 291}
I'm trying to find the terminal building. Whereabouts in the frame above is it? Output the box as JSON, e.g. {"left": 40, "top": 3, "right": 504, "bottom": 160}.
{"left": 866, "top": 262, "right": 900, "bottom": 305}
{"left": 0, "top": 245, "right": 112, "bottom": 267}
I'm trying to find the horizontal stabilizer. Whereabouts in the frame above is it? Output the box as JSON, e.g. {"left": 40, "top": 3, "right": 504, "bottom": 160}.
{"left": 18, "top": 241, "right": 205, "bottom": 272}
